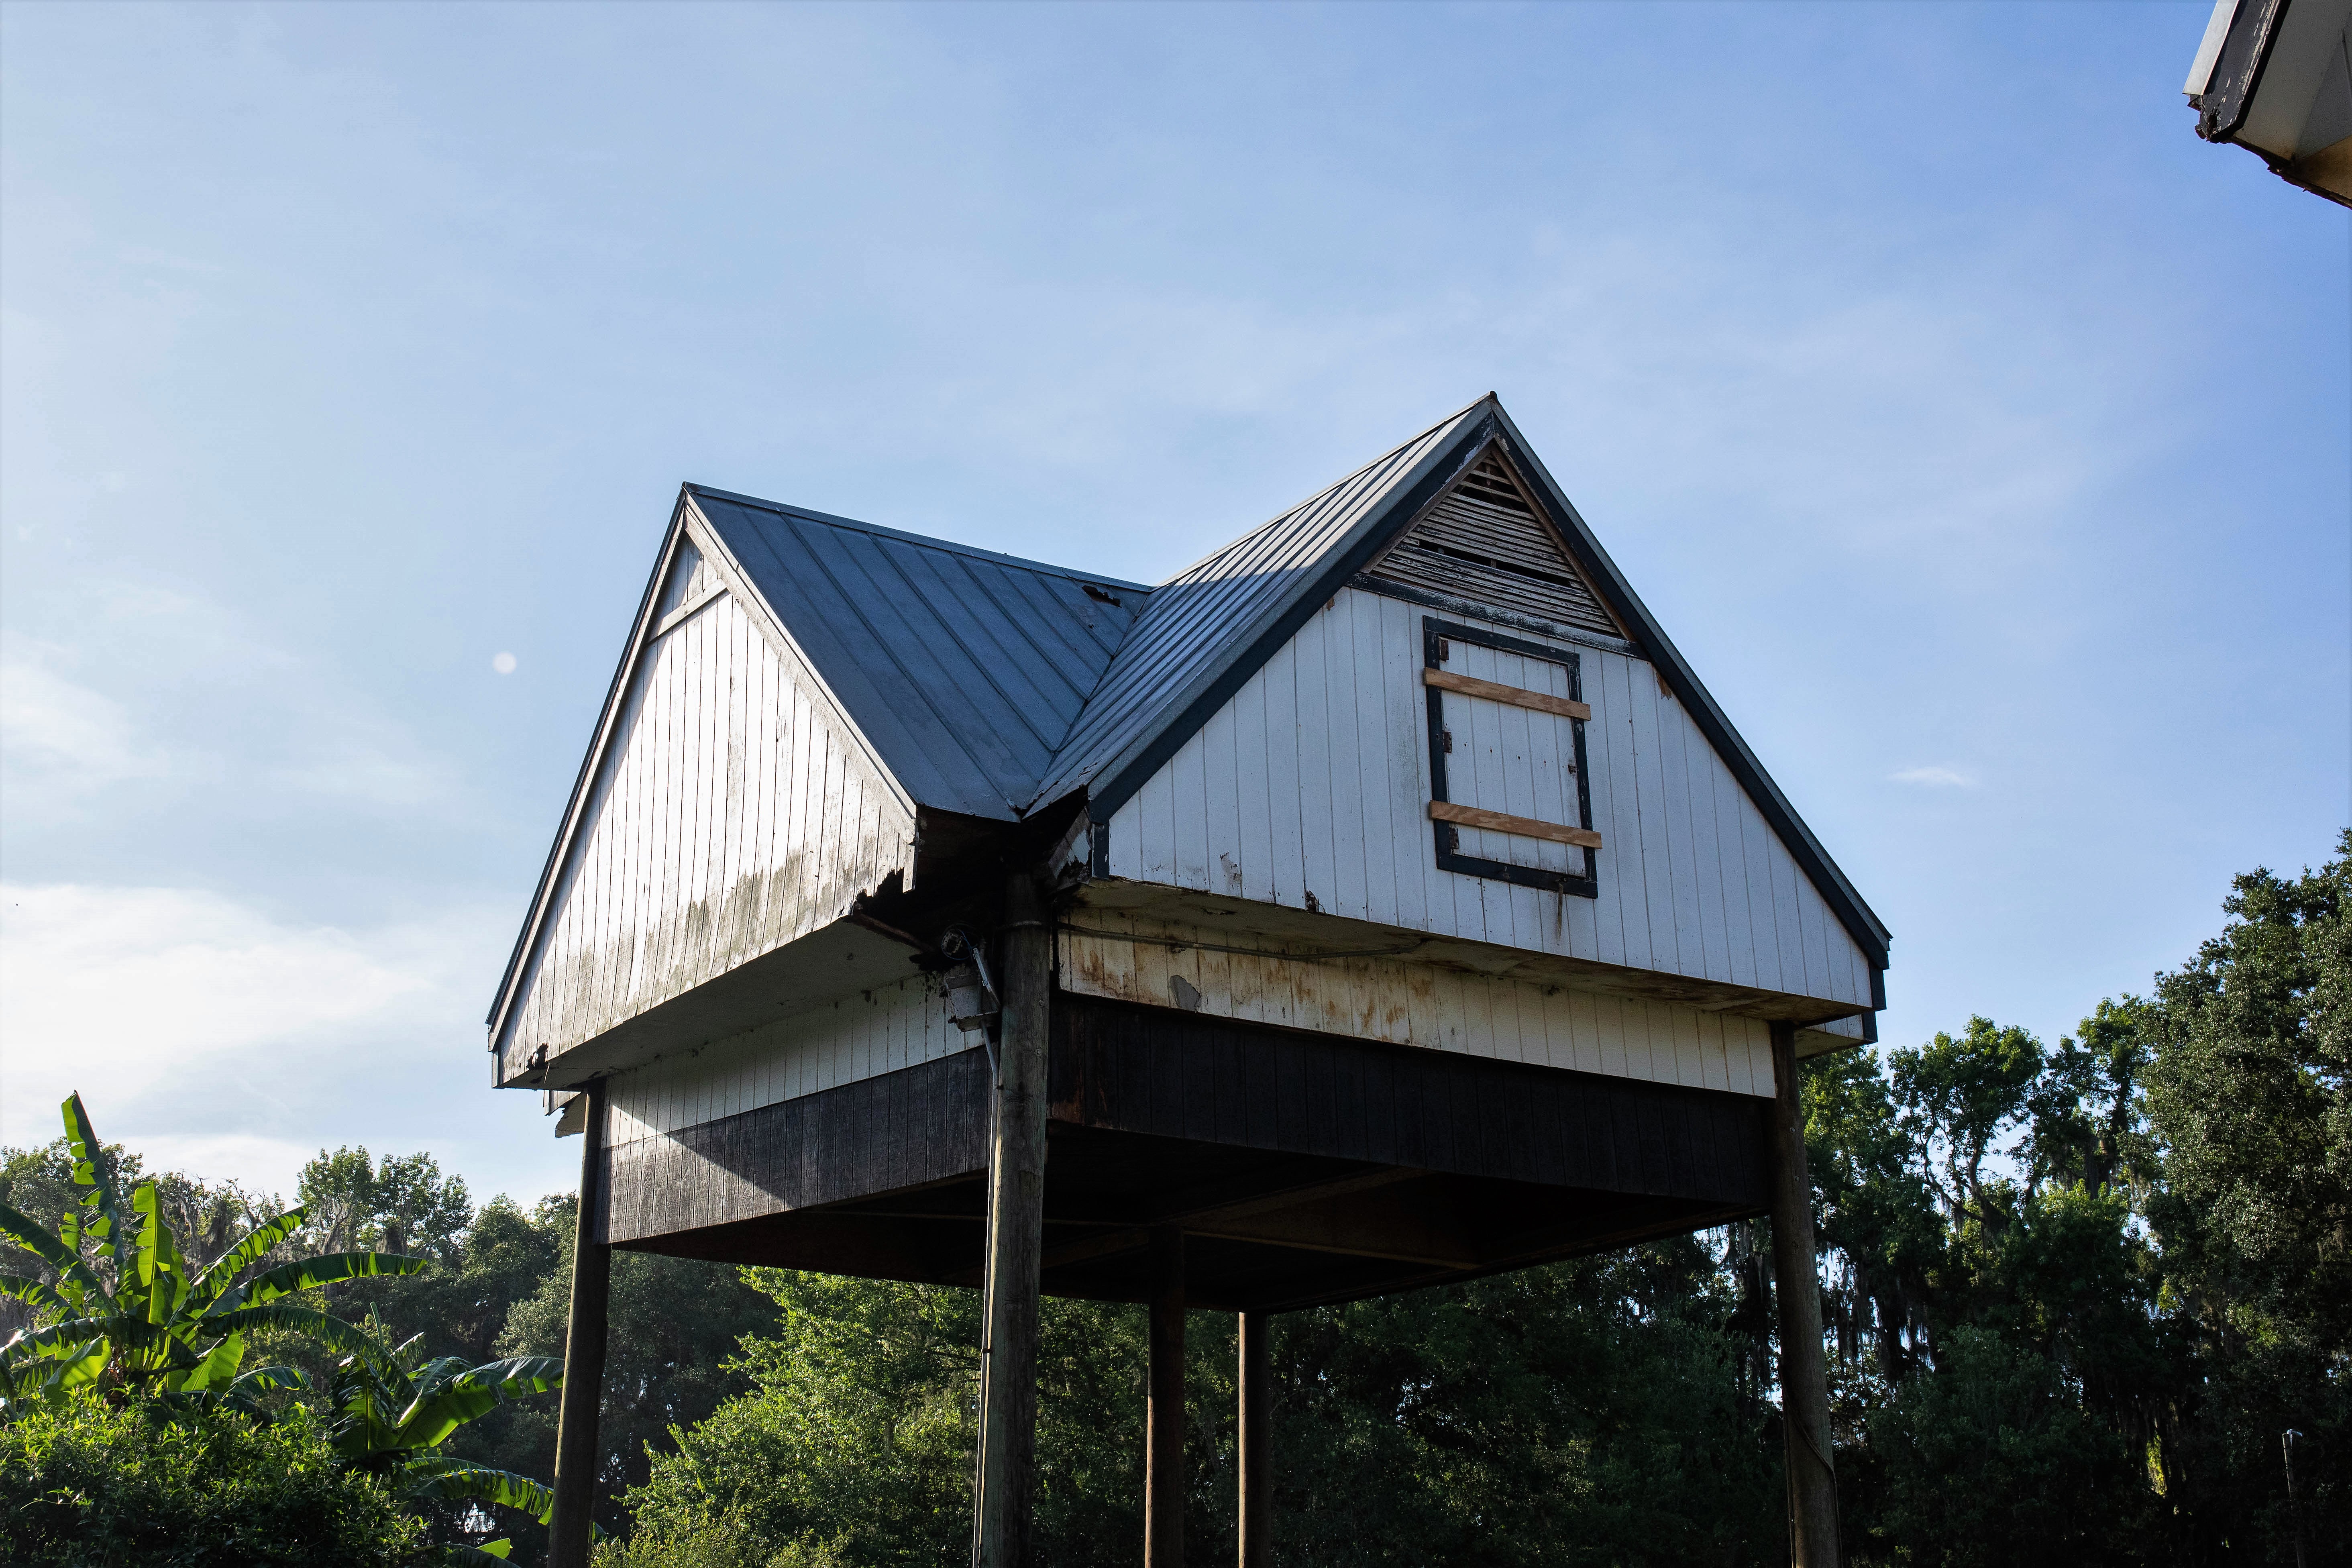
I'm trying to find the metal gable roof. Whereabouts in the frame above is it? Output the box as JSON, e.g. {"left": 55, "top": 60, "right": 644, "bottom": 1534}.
{"left": 1025, "top": 395, "right": 1892, "bottom": 972}
{"left": 491, "top": 398, "right": 1888, "bottom": 1047}
{"left": 688, "top": 486, "right": 1152, "bottom": 821}
{"left": 1028, "top": 396, "right": 1494, "bottom": 814}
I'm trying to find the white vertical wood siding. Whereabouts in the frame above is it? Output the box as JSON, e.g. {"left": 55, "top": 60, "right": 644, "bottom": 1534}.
{"left": 1062, "top": 909, "right": 1774, "bottom": 1097}
{"left": 605, "top": 973, "right": 967, "bottom": 1145}
{"left": 1105, "top": 586, "right": 1874, "bottom": 1011}
{"left": 498, "top": 589, "right": 915, "bottom": 1076}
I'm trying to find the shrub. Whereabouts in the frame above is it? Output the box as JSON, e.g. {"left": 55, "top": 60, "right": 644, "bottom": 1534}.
{"left": 0, "top": 1394, "right": 432, "bottom": 1567}
{"left": 591, "top": 1514, "right": 844, "bottom": 1568}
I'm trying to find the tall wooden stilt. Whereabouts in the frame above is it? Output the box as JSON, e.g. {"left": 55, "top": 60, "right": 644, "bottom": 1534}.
{"left": 547, "top": 1082, "right": 610, "bottom": 1568}
{"left": 1767, "top": 1023, "right": 1840, "bottom": 1568}
{"left": 1145, "top": 1226, "right": 1186, "bottom": 1568}
{"left": 1238, "top": 1310, "right": 1272, "bottom": 1568}
{"left": 975, "top": 873, "right": 1052, "bottom": 1568}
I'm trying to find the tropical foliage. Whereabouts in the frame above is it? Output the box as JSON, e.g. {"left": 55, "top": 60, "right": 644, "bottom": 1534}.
{"left": 0, "top": 1391, "right": 434, "bottom": 1567}
{"left": 1, "top": 838, "right": 2340, "bottom": 1565}
{"left": 320, "top": 1311, "right": 583, "bottom": 1555}
{"left": 0, "top": 1094, "right": 423, "bottom": 1410}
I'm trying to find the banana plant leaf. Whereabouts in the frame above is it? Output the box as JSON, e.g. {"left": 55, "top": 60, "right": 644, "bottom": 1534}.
{"left": 163, "top": 1331, "right": 245, "bottom": 1394}
{"left": 0, "top": 1335, "right": 108, "bottom": 1407}
{"left": 61, "top": 1094, "right": 131, "bottom": 1274}
{"left": 228, "top": 1362, "right": 312, "bottom": 1397}
{"left": 132, "top": 1184, "right": 192, "bottom": 1324}
{"left": 206, "top": 1302, "right": 397, "bottom": 1367}
{"left": 1, "top": 1316, "right": 116, "bottom": 1360}
{"left": 207, "top": 1249, "right": 426, "bottom": 1317}
{"left": 392, "top": 1356, "right": 565, "bottom": 1450}
{"left": 0, "top": 1272, "right": 74, "bottom": 1317}
{"left": 0, "top": 1200, "right": 108, "bottom": 1307}
{"left": 404, "top": 1456, "right": 605, "bottom": 1538}
{"left": 455, "top": 1542, "right": 514, "bottom": 1561}
{"left": 181, "top": 1207, "right": 306, "bottom": 1313}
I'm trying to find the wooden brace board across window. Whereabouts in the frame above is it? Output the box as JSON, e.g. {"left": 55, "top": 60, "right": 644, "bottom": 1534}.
{"left": 1423, "top": 616, "right": 1600, "bottom": 898}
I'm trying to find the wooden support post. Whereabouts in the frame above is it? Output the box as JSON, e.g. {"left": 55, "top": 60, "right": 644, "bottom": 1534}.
{"left": 1145, "top": 1226, "right": 1186, "bottom": 1568}
{"left": 1767, "top": 1023, "right": 1840, "bottom": 1568}
{"left": 1238, "top": 1310, "right": 1271, "bottom": 1568}
{"left": 547, "top": 1082, "right": 610, "bottom": 1568}
{"left": 975, "top": 873, "right": 1052, "bottom": 1568}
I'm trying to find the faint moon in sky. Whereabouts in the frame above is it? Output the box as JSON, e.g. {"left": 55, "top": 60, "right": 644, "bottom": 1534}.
{"left": 492, "top": 652, "right": 518, "bottom": 675}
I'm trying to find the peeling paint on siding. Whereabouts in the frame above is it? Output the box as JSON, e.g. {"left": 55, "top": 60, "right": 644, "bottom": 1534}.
{"left": 497, "top": 591, "right": 915, "bottom": 1078}
{"left": 1060, "top": 907, "right": 1774, "bottom": 1097}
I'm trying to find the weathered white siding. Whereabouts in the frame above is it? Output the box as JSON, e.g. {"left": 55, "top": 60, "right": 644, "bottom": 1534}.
{"left": 1062, "top": 909, "right": 1775, "bottom": 1097}
{"left": 497, "top": 581, "right": 915, "bottom": 1077}
{"left": 606, "top": 972, "right": 967, "bottom": 1144}
{"left": 1104, "top": 586, "right": 1873, "bottom": 1010}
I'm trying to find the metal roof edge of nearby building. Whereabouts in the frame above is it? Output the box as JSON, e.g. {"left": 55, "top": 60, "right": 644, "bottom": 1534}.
{"left": 1485, "top": 402, "right": 1893, "bottom": 971}
{"left": 1031, "top": 395, "right": 1497, "bottom": 814}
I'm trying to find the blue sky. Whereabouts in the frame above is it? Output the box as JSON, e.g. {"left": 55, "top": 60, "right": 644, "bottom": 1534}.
{"left": 2, "top": 2, "right": 2344, "bottom": 1207}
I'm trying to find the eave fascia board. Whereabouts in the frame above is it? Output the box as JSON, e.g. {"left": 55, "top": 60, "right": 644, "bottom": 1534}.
{"left": 1486, "top": 402, "right": 1893, "bottom": 971}
{"left": 1077, "top": 399, "right": 1500, "bottom": 826}
{"left": 2198, "top": 0, "right": 2293, "bottom": 143}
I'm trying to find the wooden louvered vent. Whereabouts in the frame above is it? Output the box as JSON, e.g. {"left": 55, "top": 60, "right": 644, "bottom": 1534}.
{"left": 1366, "top": 453, "right": 1624, "bottom": 638}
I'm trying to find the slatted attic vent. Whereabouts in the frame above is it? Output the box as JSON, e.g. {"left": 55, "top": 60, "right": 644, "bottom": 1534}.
{"left": 1365, "top": 453, "right": 1625, "bottom": 639}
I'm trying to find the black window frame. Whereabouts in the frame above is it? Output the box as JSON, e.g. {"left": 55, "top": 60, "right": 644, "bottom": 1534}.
{"left": 1423, "top": 615, "right": 1598, "bottom": 899}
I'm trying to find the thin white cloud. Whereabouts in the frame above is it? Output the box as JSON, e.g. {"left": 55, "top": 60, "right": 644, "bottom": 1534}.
{"left": 1889, "top": 765, "right": 1977, "bottom": 788}
{"left": 0, "top": 646, "right": 175, "bottom": 788}
{"left": 0, "top": 586, "right": 460, "bottom": 836}
{"left": 0, "top": 883, "right": 508, "bottom": 1195}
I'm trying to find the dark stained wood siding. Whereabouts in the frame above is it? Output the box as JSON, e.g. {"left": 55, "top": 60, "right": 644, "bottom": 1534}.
{"left": 595, "top": 993, "right": 1769, "bottom": 1308}
{"left": 1050, "top": 995, "right": 1766, "bottom": 1208}
{"left": 600, "top": 1048, "right": 990, "bottom": 1245}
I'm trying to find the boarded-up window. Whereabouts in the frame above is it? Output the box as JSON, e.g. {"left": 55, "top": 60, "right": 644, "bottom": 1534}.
{"left": 1368, "top": 453, "right": 1624, "bottom": 639}
{"left": 1423, "top": 616, "right": 1599, "bottom": 898}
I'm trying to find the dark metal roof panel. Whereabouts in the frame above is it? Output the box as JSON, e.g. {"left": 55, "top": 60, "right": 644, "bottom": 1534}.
{"left": 1029, "top": 398, "right": 1491, "bottom": 811}
{"left": 689, "top": 488, "right": 1149, "bottom": 820}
